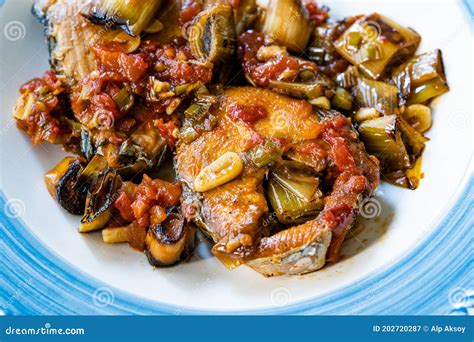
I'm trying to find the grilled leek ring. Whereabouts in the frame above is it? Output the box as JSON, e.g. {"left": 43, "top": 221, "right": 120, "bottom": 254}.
{"left": 79, "top": 169, "right": 119, "bottom": 233}
{"left": 145, "top": 209, "right": 196, "bottom": 266}
{"left": 188, "top": 4, "right": 236, "bottom": 65}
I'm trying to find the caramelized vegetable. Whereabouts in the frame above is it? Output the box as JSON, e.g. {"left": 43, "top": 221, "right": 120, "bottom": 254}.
{"left": 354, "top": 77, "right": 398, "bottom": 115}
{"left": 398, "top": 116, "right": 428, "bottom": 157}
{"left": 145, "top": 209, "right": 196, "bottom": 266}
{"left": 335, "top": 13, "right": 420, "bottom": 79}
{"left": 332, "top": 87, "right": 353, "bottom": 110}
{"left": 79, "top": 170, "right": 119, "bottom": 233}
{"left": 392, "top": 50, "right": 449, "bottom": 105}
{"left": 188, "top": 4, "right": 236, "bottom": 65}
{"left": 358, "top": 115, "right": 410, "bottom": 170}
{"left": 102, "top": 221, "right": 147, "bottom": 250}
{"left": 261, "top": 0, "right": 313, "bottom": 52}
{"left": 268, "top": 80, "right": 325, "bottom": 99}
{"left": 44, "top": 157, "right": 87, "bottom": 215}
{"left": 384, "top": 157, "right": 423, "bottom": 190}
{"left": 267, "top": 165, "right": 324, "bottom": 224}
{"left": 84, "top": 0, "right": 163, "bottom": 36}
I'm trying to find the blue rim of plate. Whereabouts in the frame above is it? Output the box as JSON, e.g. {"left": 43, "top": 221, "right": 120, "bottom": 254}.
{"left": 1, "top": 167, "right": 472, "bottom": 315}
{"left": 0, "top": 0, "right": 473, "bottom": 316}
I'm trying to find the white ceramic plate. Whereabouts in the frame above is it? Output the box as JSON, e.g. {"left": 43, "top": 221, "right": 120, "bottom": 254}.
{"left": 0, "top": 0, "right": 472, "bottom": 314}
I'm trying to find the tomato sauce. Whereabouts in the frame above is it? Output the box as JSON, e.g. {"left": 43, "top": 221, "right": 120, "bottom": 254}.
{"left": 15, "top": 70, "right": 70, "bottom": 144}
{"left": 238, "top": 31, "right": 318, "bottom": 87}
{"left": 114, "top": 175, "right": 182, "bottom": 228}
{"left": 228, "top": 103, "right": 268, "bottom": 124}
{"left": 304, "top": 1, "right": 329, "bottom": 26}
{"left": 154, "top": 44, "right": 212, "bottom": 87}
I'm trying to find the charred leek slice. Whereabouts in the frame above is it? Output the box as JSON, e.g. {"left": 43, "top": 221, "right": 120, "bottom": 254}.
{"left": 392, "top": 50, "right": 449, "bottom": 105}
{"left": 384, "top": 157, "right": 423, "bottom": 190}
{"left": 44, "top": 157, "right": 87, "bottom": 215}
{"left": 79, "top": 170, "right": 119, "bottom": 233}
{"left": 358, "top": 115, "right": 410, "bottom": 170}
{"left": 354, "top": 77, "right": 399, "bottom": 115}
{"left": 189, "top": 4, "right": 236, "bottom": 65}
{"left": 85, "top": 0, "right": 163, "bottom": 36}
{"left": 261, "top": 0, "right": 313, "bottom": 52}
{"left": 335, "top": 13, "right": 420, "bottom": 79}
{"left": 145, "top": 210, "right": 196, "bottom": 266}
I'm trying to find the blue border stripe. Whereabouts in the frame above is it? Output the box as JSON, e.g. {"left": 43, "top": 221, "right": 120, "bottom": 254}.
{"left": 1, "top": 174, "right": 472, "bottom": 315}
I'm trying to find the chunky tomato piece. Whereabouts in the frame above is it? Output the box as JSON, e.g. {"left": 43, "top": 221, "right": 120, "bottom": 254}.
{"left": 114, "top": 175, "right": 182, "bottom": 227}
{"left": 238, "top": 31, "right": 318, "bottom": 87}
{"left": 91, "top": 43, "right": 149, "bottom": 83}
{"left": 304, "top": 1, "right": 329, "bottom": 26}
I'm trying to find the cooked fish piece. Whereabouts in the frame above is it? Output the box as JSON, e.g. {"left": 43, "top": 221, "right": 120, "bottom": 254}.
{"left": 33, "top": 0, "right": 145, "bottom": 89}
{"left": 177, "top": 87, "right": 380, "bottom": 276}
{"left": 33, "top": 0, "right": 100, "bottom": 87}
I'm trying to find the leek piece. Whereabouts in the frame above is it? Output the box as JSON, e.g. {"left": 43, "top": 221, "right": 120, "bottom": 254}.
{"left": 398, "top": 117, "right": 428, "bottom": 157}
{"left": 354, "top": 77, "right": 399, "bottom": 115}
{"left": 267, "top": 179, "right": 323, "bottom": 224}
{"left": 269, "top": 80, "right": 325, "bottom": 99}
{"left": 358, "top": 115, "right": 410, "bottom": 170}
{"left": 392, "top": 50, "right": 449, "bottom": 105}
{"left": 247, "top": 140, "right": 283, "bottom": 168}
{"left": 261, "top": 0, "right": 313, "bottom": 52}
{"left": 271, "top": 168, "right": 319, "bottom": 202}
{"left": 332, "top": 87, "right": 353, "bottom": 110}
{"left": 335, "top": 13, "right": 420, "bottom": 79}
